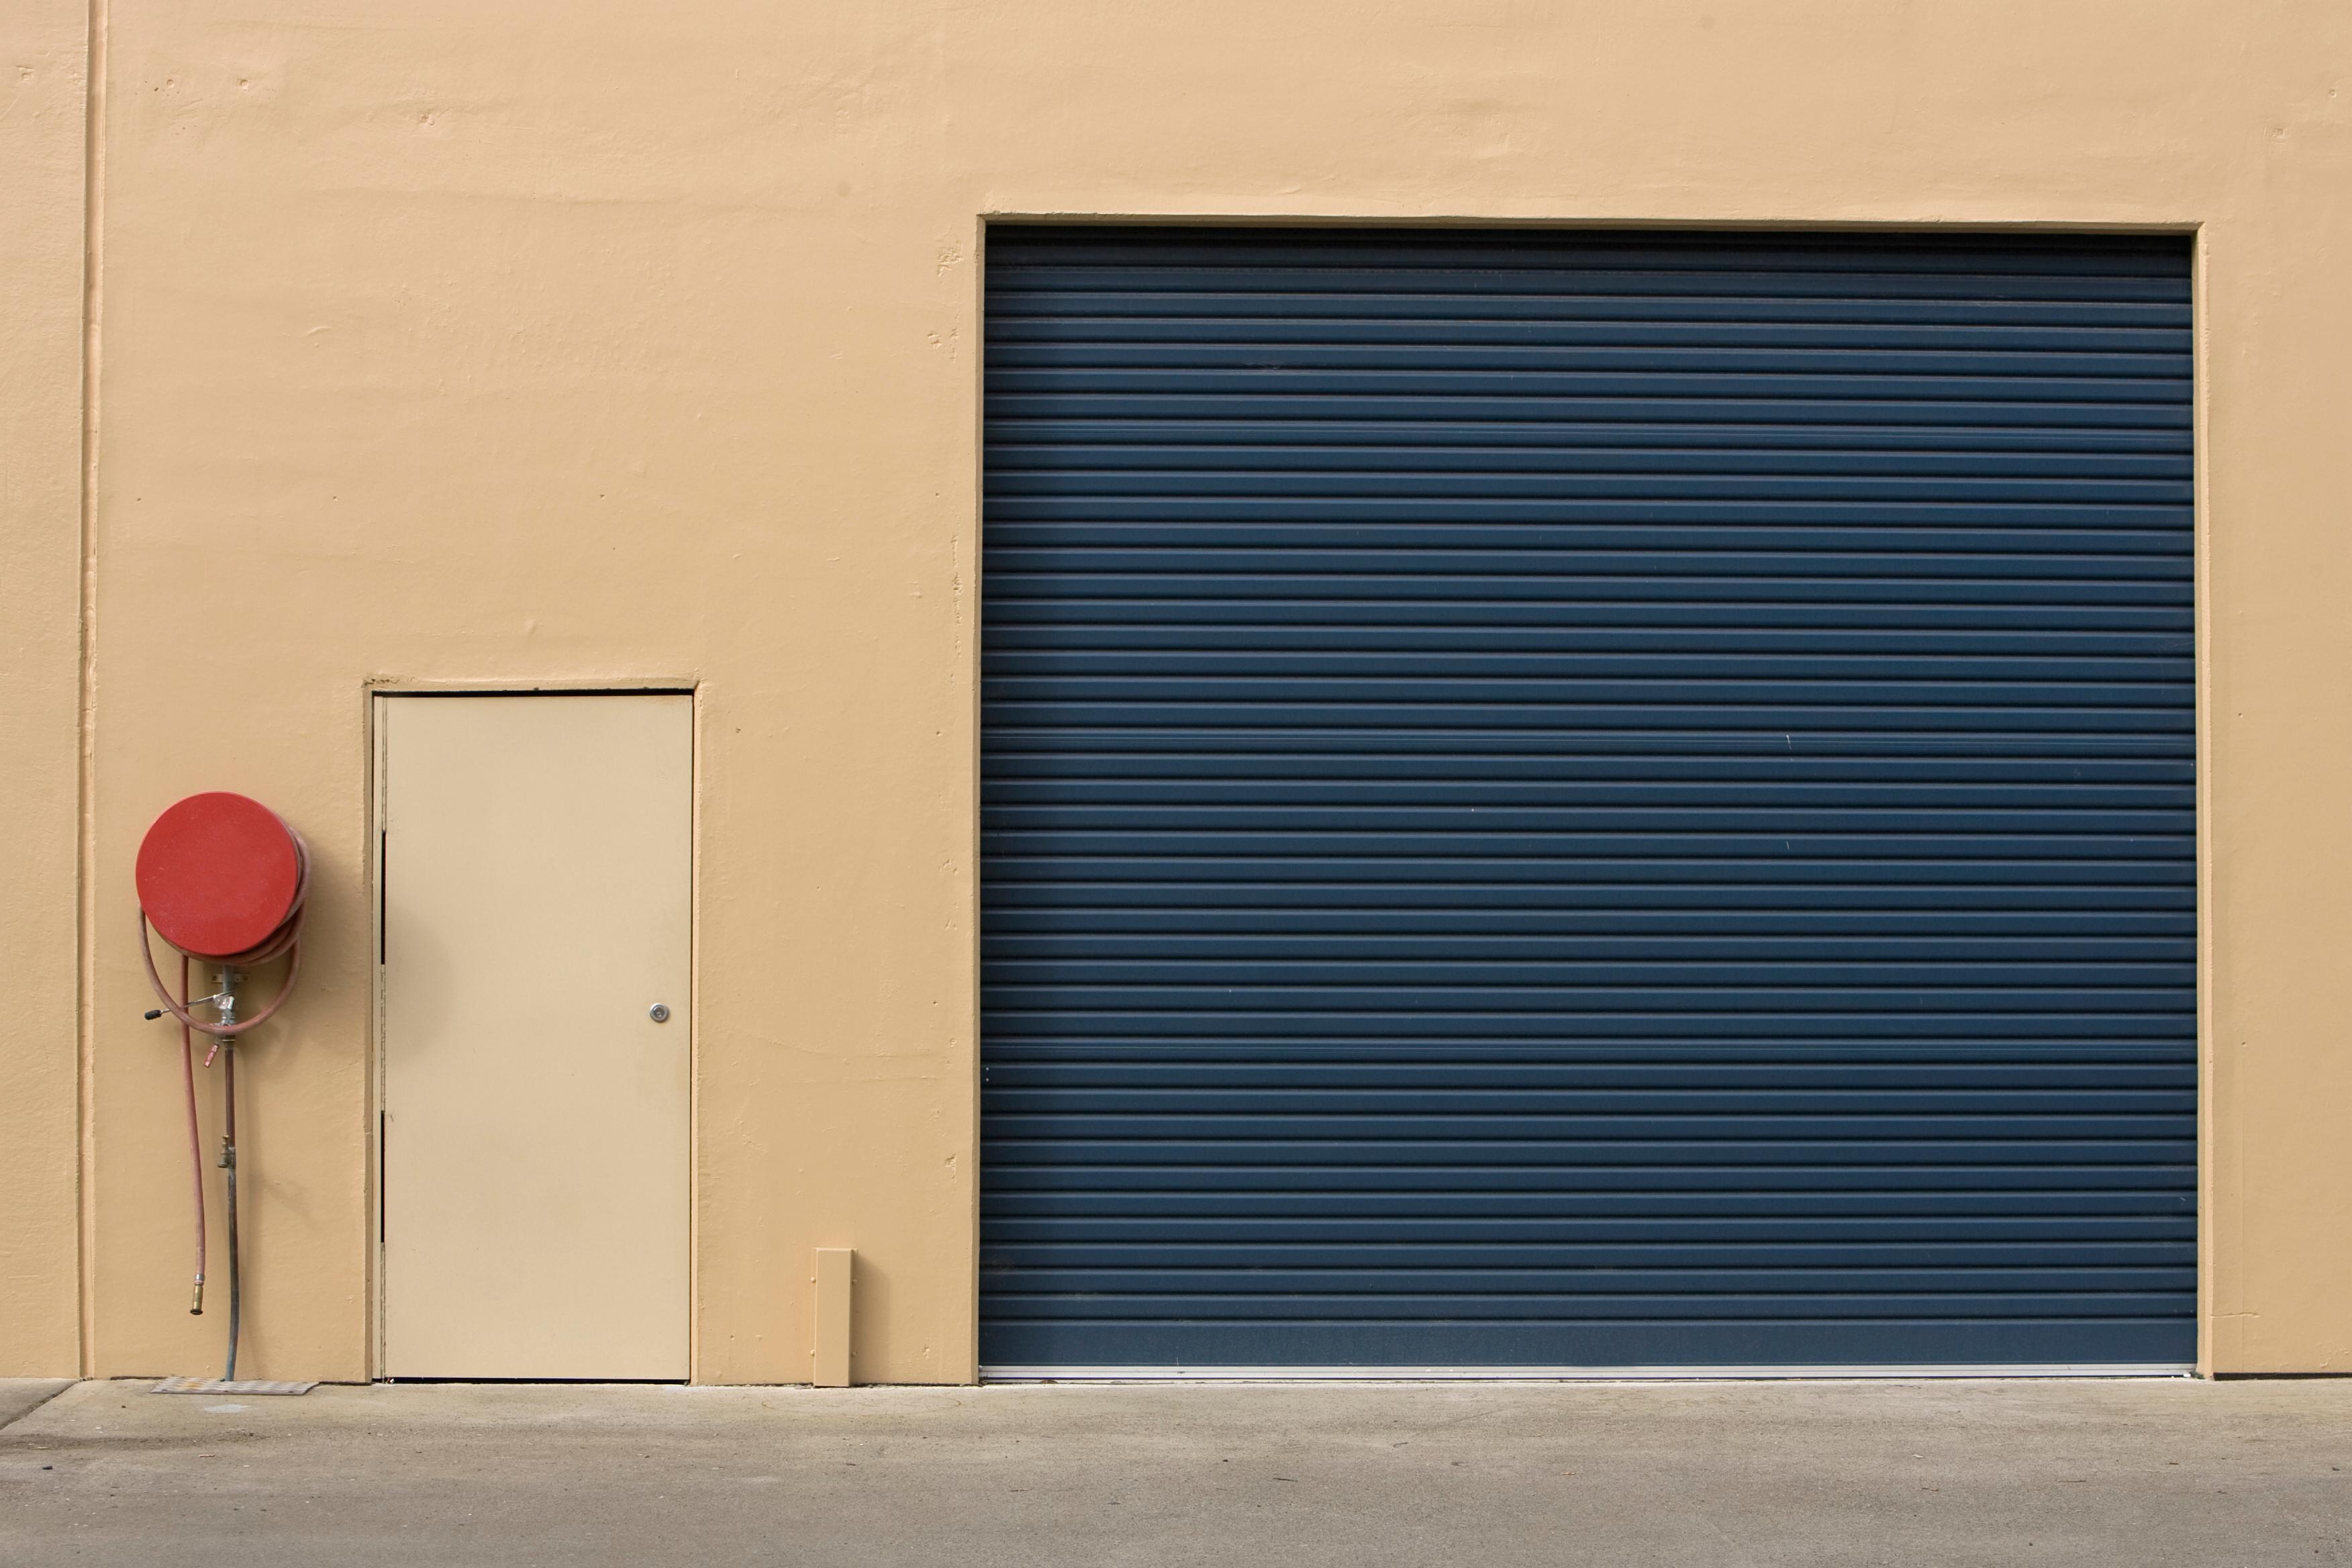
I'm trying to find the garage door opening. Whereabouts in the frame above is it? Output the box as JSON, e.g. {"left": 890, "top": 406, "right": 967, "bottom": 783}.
{"left": 978, "top": 227, "right": 2195, "bottom": 1376}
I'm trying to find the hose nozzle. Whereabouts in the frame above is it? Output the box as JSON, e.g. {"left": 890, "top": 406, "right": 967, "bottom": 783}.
{"left": 190, "top": 1277, "right": 205, "bottom": 1315}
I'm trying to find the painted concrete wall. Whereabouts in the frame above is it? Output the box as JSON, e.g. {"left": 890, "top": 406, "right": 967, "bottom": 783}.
{"left": 0, "top": 0, "right": 89, "bottom": 1378}
{"left": 5, "top": 0, "right": 2349, "bottom": 1379}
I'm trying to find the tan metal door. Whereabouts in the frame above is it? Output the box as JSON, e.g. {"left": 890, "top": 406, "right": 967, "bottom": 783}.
{"left": 378, "top": 693, "right": 691, "bottom": 1379}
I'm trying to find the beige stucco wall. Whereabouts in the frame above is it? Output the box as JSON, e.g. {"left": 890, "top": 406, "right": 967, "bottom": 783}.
{"left": 0, "top": 0, "right": 89, "bottom": 1378}
{"left": 6, "top": 0, "right": 2349, "bottom": 1379}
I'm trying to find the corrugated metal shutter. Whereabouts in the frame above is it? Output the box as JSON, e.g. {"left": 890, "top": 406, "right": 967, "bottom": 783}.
{"left": 979, "top": 228, "right": 2195, "bottom": 1372}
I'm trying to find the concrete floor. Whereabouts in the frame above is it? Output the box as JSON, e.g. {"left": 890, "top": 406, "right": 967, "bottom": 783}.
{"left": 2, "top": 1377, "right": 2349, "bottom": 1565}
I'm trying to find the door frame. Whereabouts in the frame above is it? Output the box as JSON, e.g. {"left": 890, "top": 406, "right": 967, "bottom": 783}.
{"left": 366, "top": 681, "right": 700, "bottom": 1381}
{"left": 968, "top": 217, "right": 2206, "bottom": 1379}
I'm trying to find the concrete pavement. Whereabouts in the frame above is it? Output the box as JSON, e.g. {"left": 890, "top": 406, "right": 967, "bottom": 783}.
{"left": 3, "top": 1376, "right": 2349, "bottom": 1565}
{"left": 0, "top": 1380, "right": 70, "bottom": 1434}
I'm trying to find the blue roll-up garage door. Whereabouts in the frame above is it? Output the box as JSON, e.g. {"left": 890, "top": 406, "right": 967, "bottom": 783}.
{"left": 979, "top": 228, "right": 2195, "bottom": 1373}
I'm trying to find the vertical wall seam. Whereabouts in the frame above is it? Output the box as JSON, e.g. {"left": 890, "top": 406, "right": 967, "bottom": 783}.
{"left": 74, "top": 0, "right": 108, "bottom": 1378}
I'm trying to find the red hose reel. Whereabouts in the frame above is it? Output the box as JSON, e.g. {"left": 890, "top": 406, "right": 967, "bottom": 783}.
{"left": 135, "top": 792, "right": 309, "bottom": 1383}
{"left": 136, "top": 791, "right": 309, "bottom": 1033}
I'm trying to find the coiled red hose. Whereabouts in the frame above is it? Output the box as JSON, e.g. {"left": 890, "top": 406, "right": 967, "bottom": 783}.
{"left": 175, "top": 954, "right": 204, "bottom": 1313}
{"left": 136, "top": 828, "right": 307, "bottom": 1336}
{"left": 135, "top": 828, "right": 307, "bottom": 1036}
